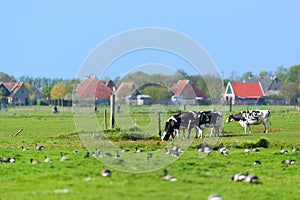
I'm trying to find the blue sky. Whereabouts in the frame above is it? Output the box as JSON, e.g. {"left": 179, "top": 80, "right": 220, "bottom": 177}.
{"left": 0, "top": 0, "right": 299, "bottom": 80}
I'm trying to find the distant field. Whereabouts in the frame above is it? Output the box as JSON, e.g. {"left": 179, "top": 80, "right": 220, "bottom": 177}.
{"left": 0, "top": 105, "right": 300, "bottom": 199}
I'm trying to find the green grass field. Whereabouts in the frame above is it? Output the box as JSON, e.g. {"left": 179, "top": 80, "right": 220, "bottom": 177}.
{"left": 0, "top": 105, "right": 300, "bottom": 200}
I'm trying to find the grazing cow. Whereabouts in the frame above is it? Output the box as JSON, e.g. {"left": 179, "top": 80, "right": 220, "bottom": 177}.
{"left": 161, "top": 111, "right": 200, "bottom": 141}
{"left": 226, "top": 110, "right": 270, "bottom": 134}
{"left": 196, "top": 110, "right": 224, "bottom": 138}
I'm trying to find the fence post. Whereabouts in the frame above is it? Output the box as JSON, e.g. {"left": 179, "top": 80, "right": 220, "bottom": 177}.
{"left": 229, "top": 98, "right": 232, "bottom": 113}
{"left": 104, "top": 109, "right": 107, "bottom": 130}
{"left": 110, "top": 94, "right": 115, "bottom": 129}
{"left": 158, "top": 112, "right": 161, "bottom": 136}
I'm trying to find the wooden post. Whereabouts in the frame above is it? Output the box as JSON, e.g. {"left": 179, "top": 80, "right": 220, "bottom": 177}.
{"left": 158, "top": 112, "right": 161, "bottom": 136}
{"left": 104, "top": 109, "right": 107, "bottom": 130}
{"left": 229, "top": 98, "right": 232, "bottom": 113}
{"left": 110, "top": 94, "right": 115, "bottom": 129}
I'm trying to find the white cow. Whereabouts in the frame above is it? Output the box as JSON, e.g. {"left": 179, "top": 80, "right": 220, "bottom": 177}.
{"left": 226, "top": 110, "right": 270, "bottom": 134}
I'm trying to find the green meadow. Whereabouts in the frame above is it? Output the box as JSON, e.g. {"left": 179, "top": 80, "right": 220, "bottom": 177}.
{"left": 0, "top": 105, "right": 300, "bottom": 200}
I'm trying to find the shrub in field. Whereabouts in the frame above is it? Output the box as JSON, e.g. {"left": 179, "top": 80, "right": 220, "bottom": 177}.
{"left": 255, "top": 138, "right": 269, "bottom": 148}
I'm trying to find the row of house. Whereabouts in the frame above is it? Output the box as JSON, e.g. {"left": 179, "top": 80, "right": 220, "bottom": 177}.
{"left": 76, "top": 77, "right": 209, "bottom": 105}
{"left": 1, "top": 75, "right": 285, "bottom": 107}
{"left": 77, "top": 76, "right": 284, "bottom": 106}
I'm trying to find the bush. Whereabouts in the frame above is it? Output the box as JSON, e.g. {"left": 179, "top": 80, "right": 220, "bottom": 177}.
{"left": 255, "top": 138, "right": 269, "bottom": 148}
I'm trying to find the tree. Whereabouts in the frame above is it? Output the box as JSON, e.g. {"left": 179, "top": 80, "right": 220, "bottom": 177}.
{"left": 259, "top": 71, "right": 268, "bottom": 78}
{"left": 25, "top": 83, "right": 36, "bottom": 105}
{"left": 241, "top": 71, "right": 253, "bottom": 81}
{"left": 223, "top": 78, "right": 230, "bottom": 88}
{"left": 0, "top": 72, "right": 16, "bottom": 82}
{"left": 176, "top": 69, "right": 188, "bottom": 79}
{"left": 275, "top": 66, "right": 288, "bottom": 81}
{"left": 42, "top": 85, "right": 52, "bottom": 100}
{"left": 140, "top": 84, "right": 172, "bottom": 102}
{"left": 285, "top": 65, "right": 300, "bottom": 83}
{"left": 279, "top": 83, "right": 298, "bottom": 104}
{"left": 50, "top": 82, "right": 67, "bottom": 106}
{"left": 229, "top": 70, "right": 240, "bottom": 81}
{"left": 65, "top": 79, "right": 80, "bottom": 100}
{"left": 202, "top": 74, "right": 223, "bottom": 100}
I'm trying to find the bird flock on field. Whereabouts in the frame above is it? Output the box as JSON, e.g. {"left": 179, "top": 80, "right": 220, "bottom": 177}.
{"left": 1, "top": 137, "right": 299, "bottom": 200}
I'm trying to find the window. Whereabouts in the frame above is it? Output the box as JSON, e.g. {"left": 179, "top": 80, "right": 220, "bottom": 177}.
{"left": 226, "top": 86, "right": 232, "bottom": 94}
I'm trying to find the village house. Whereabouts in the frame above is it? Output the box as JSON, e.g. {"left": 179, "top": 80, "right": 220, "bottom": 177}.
{"left": 171, "top": 80, "right": 208, "bottom": 105}
{"left": 224, "top": 81, "right": 265, "bottom": 105}
{"left": 247, "top": 76, "right": 284, "bottom": 96}
{"left": 0, "top": 82, "right": 30, "bottom": 106}
{"left": 76, "top": 77, "right": 113, "bottom": 105}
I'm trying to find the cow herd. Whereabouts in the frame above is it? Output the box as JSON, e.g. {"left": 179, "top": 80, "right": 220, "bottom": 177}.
{"left": 160, "top": 109, "right": 271, "bottom": 141}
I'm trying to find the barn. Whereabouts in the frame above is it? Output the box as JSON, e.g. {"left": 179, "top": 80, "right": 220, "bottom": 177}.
{"left": 224, "top": 81, "right": 265, "bottom": 105}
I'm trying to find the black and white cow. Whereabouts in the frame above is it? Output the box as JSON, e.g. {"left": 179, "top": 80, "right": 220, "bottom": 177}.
{"left": 160, "top": 110, "right": 223, "bottom": 141}
{"left": 226, "top": 110, "right": 271, "bottom": 134}
{"left": 196, "top": 110, "right": 224, "bottom": 138}
{"left": 160, "top": 111, "right": 200, "bottom": 141}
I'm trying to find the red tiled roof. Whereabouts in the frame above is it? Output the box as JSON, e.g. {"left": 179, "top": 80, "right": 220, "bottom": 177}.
{"left": 4, "top": 82, "right": 22, "bottom": 91}
{"left": 171, "top": 80, "right": 207, "bottom": 98}
{"left": 77, "top": 77, "right": 112, "bottom": 99}
{"left": 230, "top": 82, "right": 264, "bottom": 98}
{"left": 4, "top": 82, "right": 24, "bottom": 97}
{"left": 190, "top": 84, "right": 208, "bottom": 98}
{"left": 171, "top": 80, "right": 189, "bottom": 96}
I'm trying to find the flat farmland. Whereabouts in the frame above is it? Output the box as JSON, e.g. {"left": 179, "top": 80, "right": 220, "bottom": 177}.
{"left": 0, "top": 105, "right": 299, "bottom": 200}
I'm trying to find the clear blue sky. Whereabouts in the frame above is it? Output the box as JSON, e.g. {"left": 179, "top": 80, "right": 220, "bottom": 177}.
{"left": 0, "top": 0, "right": 299, "bottom": 80}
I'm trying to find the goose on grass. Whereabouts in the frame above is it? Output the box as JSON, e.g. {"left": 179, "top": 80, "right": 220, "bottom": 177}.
{"left": 245, "top": 172, "right": 260, "bottom": 183}
{"left": 251, "top": 146, "right": 260, "bottom": 152}
{"left": 102, "top": 167, "right": 111, "bottom": 177}
{"left": 60, "top": 152, "right": 69, "bottom": 162}
{"left": 208, "top": 194, "right": 222, "bottom": 200}
{"left": 244, "top": 148, "right": 251, "bottom": 153}
{"left": 163, "top": 169, "right": 177, "bottom": 182}
{"left": 291, "top": 146, "right": 300, "bottom": 152}
{"left": 282, "top": 159, "right": 296, "bottom": 165}
{"left": 115, "top": 150, "right": 120, "bottom": 158}
{"left": 44, "top": 156, "right": 52, "bottom": 162}
{"left": 254, "top": 160, "right": 261, "bottom": 165}
{"left": 21, "top": 146, "right": 29, "bottom": 151}
{"left": 231, "top": 173, "right": 246, "bottom": 181}
{"left": 30, "top": 158, "right": 41, "bottom": 165}
{"left": 83, "top": 152, "right": 90, "bottom": 158}
{"left": 280, "top": 146, "right": 288, "bottom": 154}
{"left": 146, "top": 153, "right": 153, "bottom": 161}
{"left": 120, "top": 147, "right": 130, "bottom": 153}
{"left": 1, "top": 157, "right": 16, "bottom": 163}
{"left": 135, "top": 147, "right": 145, "bottom": 153}
{"left": 35, "top": 144, "right": 44, "bottom": 150}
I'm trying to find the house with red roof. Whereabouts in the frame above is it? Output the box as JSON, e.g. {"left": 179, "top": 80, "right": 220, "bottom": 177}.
{"left": 224, "top": 81, "right": 265, "bottom": 105}
{"left": 171, "top": 80, "right": 208, "bottom": 105}
{"left": 76, "top": 77, "right": 113, "bottom": 105}
{"left": 0, "top": 82, "right": 30, "bottom": 105}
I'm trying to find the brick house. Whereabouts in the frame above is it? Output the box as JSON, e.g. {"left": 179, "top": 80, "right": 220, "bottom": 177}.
{"left": 224, "top": 81, "right": 265, "bottom": 105}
